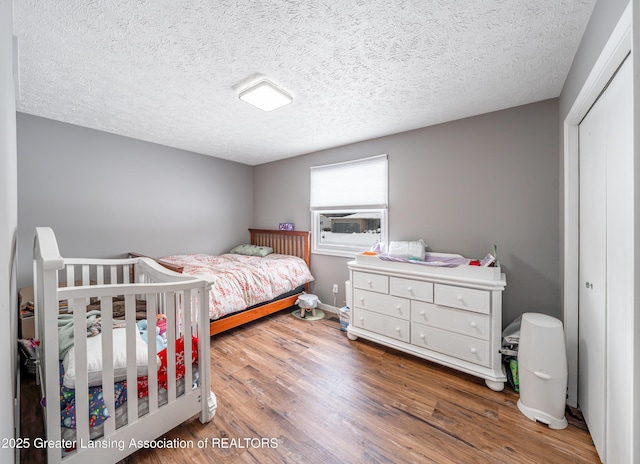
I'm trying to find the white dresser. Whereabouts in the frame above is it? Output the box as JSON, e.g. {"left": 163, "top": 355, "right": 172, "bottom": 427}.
{"left": 347, "top": 254, "right": 507, "bottom": 391}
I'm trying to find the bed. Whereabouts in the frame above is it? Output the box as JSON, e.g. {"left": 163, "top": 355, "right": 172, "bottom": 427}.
{"left": 133, "top": 229, "right": 313, "bottom": 336}
{"left": 33, "top": 227, "right": 216, "bottom": 464}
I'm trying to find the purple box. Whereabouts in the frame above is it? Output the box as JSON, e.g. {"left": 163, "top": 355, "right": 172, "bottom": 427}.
{"left": 279, "top": 223, "right": 294, "bottom": 231}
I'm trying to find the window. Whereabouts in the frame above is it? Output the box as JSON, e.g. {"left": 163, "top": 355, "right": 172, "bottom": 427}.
{"left": 310, "top": 155, "right": 388, "bottom": 257}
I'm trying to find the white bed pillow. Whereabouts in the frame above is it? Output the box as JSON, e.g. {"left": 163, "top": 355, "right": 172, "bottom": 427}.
{"left": 229, "top": 244, "right": 273, "bottom": 257}
{"left": 62, "top": 327, "right": 157, "bottom": 389}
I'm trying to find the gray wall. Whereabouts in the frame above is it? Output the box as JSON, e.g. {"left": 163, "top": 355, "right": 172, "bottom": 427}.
{"left": 1, "top": 0, "right": 18, "bottom": 460}
{"left": 254, "top": 99, "right": 560, "bottom": 327}
{"left": 16, "top": 114, "right": 254, "bottom": 288}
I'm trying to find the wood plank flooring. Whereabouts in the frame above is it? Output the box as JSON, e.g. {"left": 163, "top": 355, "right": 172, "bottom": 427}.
{"left": 20, "top": 311, "right": 599, "bottom": 463}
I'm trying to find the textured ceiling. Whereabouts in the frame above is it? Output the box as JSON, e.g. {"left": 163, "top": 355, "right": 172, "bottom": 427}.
{"left": 13, "top": 0, "right": 596, "bottom": 166}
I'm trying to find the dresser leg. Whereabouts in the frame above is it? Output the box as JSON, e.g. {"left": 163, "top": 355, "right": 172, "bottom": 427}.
{"left": 347, "top": 333, "right": 358, "bottom": 341}
{"left": 485, "top": 379, "right": 505, "bottom": 391}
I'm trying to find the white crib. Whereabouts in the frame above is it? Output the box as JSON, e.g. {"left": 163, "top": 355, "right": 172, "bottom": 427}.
{"left": 33, "top": 227, "right": 216, "bottom": 464}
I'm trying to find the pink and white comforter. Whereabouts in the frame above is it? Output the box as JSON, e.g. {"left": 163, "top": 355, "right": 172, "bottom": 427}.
{"left": 160, "top": 253, "right": 314, "bottom": 320}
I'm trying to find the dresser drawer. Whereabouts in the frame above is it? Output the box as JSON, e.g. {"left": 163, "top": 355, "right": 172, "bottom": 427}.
{"left": 411, "top": 301, "right": 490, "bottom": 340}
{"left": 434, "top": 284, "right": 490, "bottom": 314}
{"left": 353, "top": 271, "right": 389, "bottom": 294}
{"left": 353, "top": 289, "right": 410, "bottom": 320}
{"left": 353, "top": 309, "right": 410, "bottom": 343}
{"left": 390, "top": 277, "right": 433, "bottom": 303}
{"left": 411, "top": 323, "right": 490, "bottom": 367}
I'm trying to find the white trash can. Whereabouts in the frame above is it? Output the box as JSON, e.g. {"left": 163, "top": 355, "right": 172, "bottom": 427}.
{"left": 517, "top": 312, "right": 568, "bottom": 429}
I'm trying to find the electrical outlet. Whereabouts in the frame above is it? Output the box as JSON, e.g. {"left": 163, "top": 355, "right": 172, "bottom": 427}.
{"left": 332, "top": 284, "right": 339, "bottom": 294}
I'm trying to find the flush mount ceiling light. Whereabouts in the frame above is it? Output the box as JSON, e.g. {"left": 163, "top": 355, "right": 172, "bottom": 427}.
{"left": 238, "top": 79, "right": 293, "bottom": 112}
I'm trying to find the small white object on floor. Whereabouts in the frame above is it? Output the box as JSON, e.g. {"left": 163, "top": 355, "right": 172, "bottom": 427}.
{"left": 295, "top": 293, "right": 319, "bottom": 318}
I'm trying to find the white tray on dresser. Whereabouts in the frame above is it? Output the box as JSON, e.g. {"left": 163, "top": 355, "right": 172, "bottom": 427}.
{"left": 347, "top": 253, "right": 507, "bottom": 391}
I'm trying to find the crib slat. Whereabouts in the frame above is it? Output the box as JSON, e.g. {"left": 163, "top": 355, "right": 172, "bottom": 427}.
{"left": 191, "top": 290, "right": 198, "bottom": 335}
{"left": 146, "top": 294, "right": 159, "bottom": 415}
{"left": 96, "top": 265, "right": 104, "bottom": 285}
{"left": 66, "top": 266, "right": 75, "bottom": 313}
{"left": 166, "top": 292, "right": 177, "bottom": 403}
{"left": 110, "top": 265, "right": 117, "bottom": 285}
{"left": 73, "top": 297, "right": 91, "bottom": 446}
{"left": 183, "top": 290, "right": 192, "bottom": 393}
{"left": 66, "top": 265, "right": 74, "bottom": 287}
{"left": 41, "top": 266, "right": 63, "bottom": 464}
{"left": 197, "top": 285, "right": 212, "bottom": 424}
{"left": 82, "top": 264, "right": 90, "bottom": 286}
{"left": 101, "top": 296, "right": 116, "bottom": 438}
{"left": 125, "top": 294, "right": 139, "bottom": 423}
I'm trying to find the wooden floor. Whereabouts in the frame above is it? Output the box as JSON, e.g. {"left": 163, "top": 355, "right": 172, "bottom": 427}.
{"left": 20, "top": 311, "right": 600, "bottom": 463}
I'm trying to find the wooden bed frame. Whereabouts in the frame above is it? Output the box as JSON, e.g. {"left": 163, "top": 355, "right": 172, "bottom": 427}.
{"left": 133, "top": 229, "right": 311, "bottom": 336}
{"left": 209, "top": 229, "right": 311, "bottom": 335}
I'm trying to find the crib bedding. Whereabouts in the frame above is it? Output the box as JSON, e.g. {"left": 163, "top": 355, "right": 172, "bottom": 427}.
{"left": 59, "top": 335, "right": 198, "bottom": 431}
{"left": 61, "top": 326, "right": 152, "bottom": 389}
{"left": 160, "top": 253, "right": 314, "bottom": 320}
{"left": 61, "top": 377, "right": 189, "bottom": 443}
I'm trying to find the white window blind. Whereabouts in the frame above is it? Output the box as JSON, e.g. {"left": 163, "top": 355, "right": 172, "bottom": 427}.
{"left": 310, "top": 154, "right": 388, "bottom": 209}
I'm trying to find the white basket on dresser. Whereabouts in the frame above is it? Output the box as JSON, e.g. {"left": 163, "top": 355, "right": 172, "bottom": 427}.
{"left": 347, "top": 253, "right": 507, "bottom": 391}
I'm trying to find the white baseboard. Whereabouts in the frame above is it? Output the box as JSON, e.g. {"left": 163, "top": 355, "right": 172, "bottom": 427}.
{"left": 317, "top": 303, "right": 339, "bottom": 314}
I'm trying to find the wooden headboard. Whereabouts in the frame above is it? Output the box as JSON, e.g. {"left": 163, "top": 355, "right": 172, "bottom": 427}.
{"left": 131, "top": 229, "right": 311, "bottom": 272}
{"left": 249, "top": 229, "right": 311, "bottom": 268}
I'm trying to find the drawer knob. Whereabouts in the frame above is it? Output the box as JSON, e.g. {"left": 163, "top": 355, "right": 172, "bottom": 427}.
{"left": 407, "top": 286, "right": 413, "bottom": 292}
{"left": 367, "top": 280, "right": 372, "bottom": 286}
{"left": 470, "top": 321, "right": 477, "bottom": 328}
{"left": 395, "top": 327, "right": 401, "bottom": 332}
{"left": 419, "top": 333, "right": 425, "bottom": 339}
{"left": 470, "top": 347, "right": 477, "bottom": 354}
{"left": 359, "top": 317, "right": 364, "bottom": 322}
{"left": 420, "top": 310, "right": 426, "bottom": 316}
{"left": 396, "top": 305, "right": 402, "bottom": 311}
{"left": 457, "top": 295, "right": 464, "bottom": 301}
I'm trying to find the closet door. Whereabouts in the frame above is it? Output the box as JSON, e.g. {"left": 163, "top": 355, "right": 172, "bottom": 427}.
{"left": 578, "top": 77, "right": 607, "bottom": 459}
{"left": 578, "top": 55, "right": 632, "bottom": 462}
